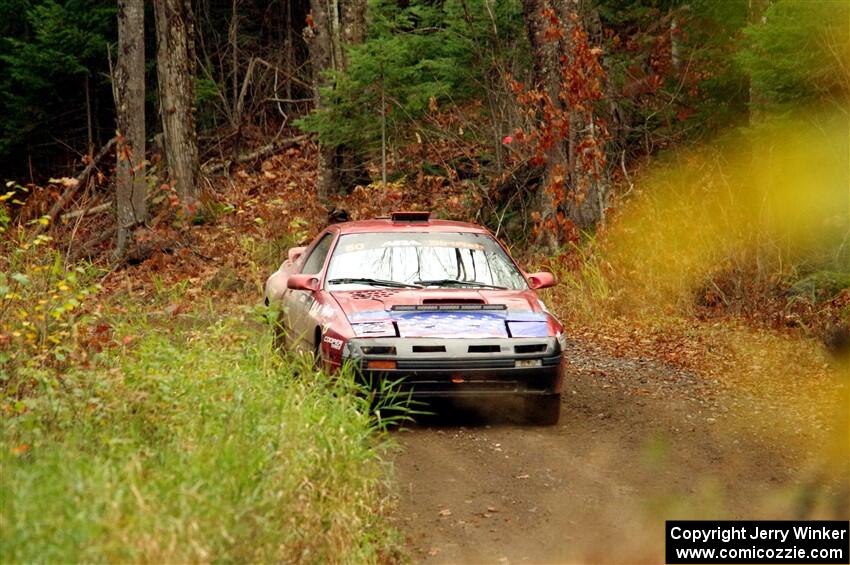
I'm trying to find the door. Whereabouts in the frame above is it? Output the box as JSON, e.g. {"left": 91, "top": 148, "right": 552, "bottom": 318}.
{"left": 284, "top": 231, "right": 334, "bottom": 353}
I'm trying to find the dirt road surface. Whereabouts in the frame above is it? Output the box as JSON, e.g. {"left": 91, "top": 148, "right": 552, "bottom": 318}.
{"left": 390, "top": 339, "right": 848, "bottom": 564}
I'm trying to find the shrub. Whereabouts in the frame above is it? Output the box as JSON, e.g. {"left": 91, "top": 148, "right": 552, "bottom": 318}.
{"left": 0, "top": 312, "right": 403, "bottom": 562}
{"left": 0, "top": 227, "right": 101, "bottom": 392}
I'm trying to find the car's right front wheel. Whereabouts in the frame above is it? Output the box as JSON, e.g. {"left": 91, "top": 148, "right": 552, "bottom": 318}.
{"left": 525, "top": 393, "right": 561, "bottom": 426}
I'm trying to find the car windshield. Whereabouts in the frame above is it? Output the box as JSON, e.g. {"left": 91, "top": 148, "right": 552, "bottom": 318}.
{"left": 326, "top": 232, "right": 527, "bottom": 290}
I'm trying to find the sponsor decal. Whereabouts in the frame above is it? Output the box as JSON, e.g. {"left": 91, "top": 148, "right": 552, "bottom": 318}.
{"left": 309, "top": 301, "right": 337, "bottom": 322}
{"left": 323, "top": 335, "right": 344, "bottom": 350}
{"left": 341, "top": 239, "right": 485, "bottom": 252}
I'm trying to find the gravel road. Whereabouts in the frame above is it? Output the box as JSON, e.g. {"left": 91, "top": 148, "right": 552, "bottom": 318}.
{"left": 390, "top": 339, "right": 848, "bottom": 563}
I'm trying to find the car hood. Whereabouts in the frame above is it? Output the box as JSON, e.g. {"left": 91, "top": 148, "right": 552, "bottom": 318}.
{"left": 330, "top": 289, "right": 552, "bottom": 338}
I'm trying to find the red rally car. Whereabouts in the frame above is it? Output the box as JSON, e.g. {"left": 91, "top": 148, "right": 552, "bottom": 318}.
{"left": 264, "top": 211, "right": 566, "bottom": 424}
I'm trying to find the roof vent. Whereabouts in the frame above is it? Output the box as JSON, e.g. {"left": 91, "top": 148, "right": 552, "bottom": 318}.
{"left": 390, "top": 211, "right": 431, "bottom": 223}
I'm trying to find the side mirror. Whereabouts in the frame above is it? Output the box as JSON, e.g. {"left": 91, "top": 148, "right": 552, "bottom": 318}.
{"left": 288, "top": 246, "right": 307, "bottom": 263}
{"left": 527, "top": 271, "right": 556, "bottom": 290}
{"left": 287, "top": 274, "right": 320, "bottom": 291}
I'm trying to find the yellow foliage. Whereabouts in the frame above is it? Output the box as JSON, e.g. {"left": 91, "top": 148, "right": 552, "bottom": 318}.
{"left": 0, "top": 229, "right": 100, "bottom": 382}
{"left": 567, "top": 115, "right": 849, "bottom": 319}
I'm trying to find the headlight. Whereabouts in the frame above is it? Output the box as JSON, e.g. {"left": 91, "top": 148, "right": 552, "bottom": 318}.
{"left": 556, "top": 332, "right": 568, "bottom": 353}
{"left": 351, "top": 321, "right": 396, "bottom": 338}
{"left": 342, "top": 340, "right": 361, "bottom": 359}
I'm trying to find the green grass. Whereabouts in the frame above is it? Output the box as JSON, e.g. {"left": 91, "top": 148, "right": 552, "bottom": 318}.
{"left": 1, "top": 308, "right": 403, "bottom": 563}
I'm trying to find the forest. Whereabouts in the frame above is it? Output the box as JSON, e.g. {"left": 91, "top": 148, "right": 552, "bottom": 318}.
{"left": 1, "top": 0, "right": 848, "bottom": 562}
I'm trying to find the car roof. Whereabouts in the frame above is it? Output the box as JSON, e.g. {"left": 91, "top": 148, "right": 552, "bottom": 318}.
{"left": 332, "top": 218, "right": 491, "bottom": 234}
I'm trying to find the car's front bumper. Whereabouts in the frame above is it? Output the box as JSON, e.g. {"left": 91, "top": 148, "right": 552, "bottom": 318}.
{"left": 345, "top": 336, "right": 565, "bottom": 397}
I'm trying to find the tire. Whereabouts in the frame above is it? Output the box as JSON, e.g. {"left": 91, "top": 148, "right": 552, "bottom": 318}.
{"left": 525, "top": 393, "right": 561, "bottom": 426}
{"left": 313, "top": 329, "right": 324, "bottom": 371}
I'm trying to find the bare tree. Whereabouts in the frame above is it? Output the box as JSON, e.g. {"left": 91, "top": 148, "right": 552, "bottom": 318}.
{"left": 115, "top": 0, "right": 147, "bottom": 257}
{"left": 305, "top": 0, "right": 366, "bottom": 201}
{"left": 155, "top": 0, "right": 200, "bottom": 208}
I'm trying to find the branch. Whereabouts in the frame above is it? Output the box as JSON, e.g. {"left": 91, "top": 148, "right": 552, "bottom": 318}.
{"left": 233, "top": 57, "right": 312, "bottom": 125}
{"left": 31, "top": 137, "right": 116, "bottom": 239}
{"left": 201, "top": 134, "right": 308, "bottom": 175}
{"left": 67, "top": 226, "right": 118, "bottom": 263}
{"left": 60, "top": 201, "right": 112, "bottom": 222}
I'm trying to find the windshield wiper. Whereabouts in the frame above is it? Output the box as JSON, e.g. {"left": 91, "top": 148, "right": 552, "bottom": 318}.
{"left": 415, "top": 278, "right": 507, "bottom": 290}
{"left": 327, "top": 277, "right": 422, "bottom": 288}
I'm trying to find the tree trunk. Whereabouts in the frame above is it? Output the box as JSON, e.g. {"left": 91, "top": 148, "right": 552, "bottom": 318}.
{"left": 155, "top": 0, "right": 200, "bottom": 209}
{"left": 747, "top": 0, "right": 770, "bottom": 125}
{"left": 84, "top": 74, "right": 93, "bottom": 154}
{"left": 229, "top": 0, "right": 240, "bottom": 127}
{"left": 521, "top": 0, "right": 561, "bottom": 105}
{"left": 115, "top": 0, "right": 147, "bottom": 257}
{"left": 521, "top": 0, "right": 608, "bottom": 243}
{"left": 340, "top": 0, "right": 366, "bottom": 46}
{"left": 284, "top": 0, "right": 294, "bottom": 103}
{"left": 306, "top": 0, "right": 335, "bottom": 201}
{"left": 556, "top": 0, "right": 607, "bottom": 228}
{"left": 521, "top": 0, "right": 568, "bottom": 249}
{"left": 306, "top": 0, "right": 366, "bottom": 201}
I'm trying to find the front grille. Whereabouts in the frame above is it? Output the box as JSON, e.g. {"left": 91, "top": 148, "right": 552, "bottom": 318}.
{"left": 396, "top": 358, "right": 516, "bottom": 370}
{"left": 515, "top": 343, "right": 547, "bottom": 354}
{"left": 468, "top": 344, "right": 500, "bottom": 353}
{"left": 412, "top": 345, "right": 446, "bottom": 353}
{"left": 361, "top": 345, "right": 396, "bottom": 355}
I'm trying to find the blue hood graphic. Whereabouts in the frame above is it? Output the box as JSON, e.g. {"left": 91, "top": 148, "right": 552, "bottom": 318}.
{"left": 347, "top": 308, "right": 550, "bottom": 338}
